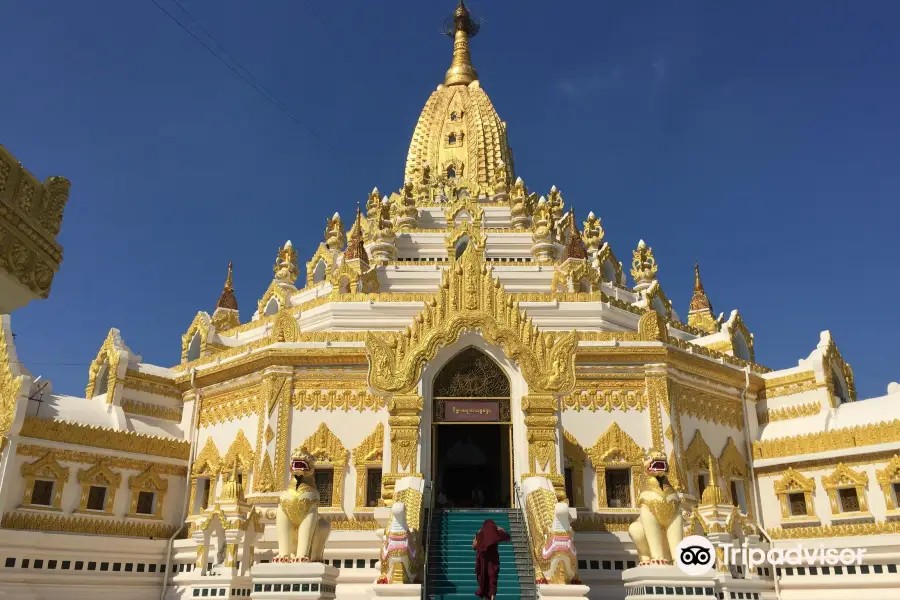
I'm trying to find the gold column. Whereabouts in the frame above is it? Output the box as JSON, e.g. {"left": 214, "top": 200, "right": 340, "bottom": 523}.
{"left": 522, "top": 394, "right": 565, "bottom": 500}
{"left": 382, "top": 394, "right": 423, "bottom": 505}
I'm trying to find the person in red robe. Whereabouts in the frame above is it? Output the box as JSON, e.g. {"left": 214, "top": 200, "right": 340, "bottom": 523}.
{"left": 472, "top": 519, "right": 510, "bottom": 600}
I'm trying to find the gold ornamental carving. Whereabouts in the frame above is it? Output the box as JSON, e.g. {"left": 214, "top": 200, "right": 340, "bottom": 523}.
{"left": 767, "top": 519, "right": 900, "bottom": 540}
{"left": 365, "top": 244, "right": 577, "bottom": 395}
{"left": 353, "top": 423, "right": 384, "bottom": 510}
{"left": 293, "top": 389, "right": 386, "bottom": 412}
{"left": 758, "top": 401, "right": 820, "bottom": 425}
{"left": 20, "top": 416, "right": 189, "bottom": 460}
{"left": 297, "top": 423, "right": 348, "bottom": 509}
{"left": 0, "top": 318, "right": 25, "bottom": 436}
{"left": 17, "top": 445, "right": 187, "bottom": 477}
{"left": 85, "top": 329, "right": 126, "bottom": 403}
{"left": 822, "top": 463, "right": 870, "bottom": 515}
{"left": 877, "top": 455, "right": 900, "bottom": 510}
{"left": 671, "top": 383, "right": 744, "bottom": 431}
{"left": 122, "top": 399, "right": 182, "bottom": 422}
{"left": 222, "top": 430, "right": 256, "bottom": 475}
{"left": 645, "top": 375, "right": 667, "bottom": 451}
{"left": 181, "top": 312, "right": 211, "bottom": 363}
{"left": 192, "top": 437, "right": 221, "bottom": 476}
{"left": 1, "top": 511, "right": 176, "bottom": 538}
{"left": 753, "top": 420, "right": 900, "bottom": 459}
{"left": 0, "top": 145, "right": 69, "bottom": 299}
{"left": 585, "top": 422, "right": 644, "bottom": 508}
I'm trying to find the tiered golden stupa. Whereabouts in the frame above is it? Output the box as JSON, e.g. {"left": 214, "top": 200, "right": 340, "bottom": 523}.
{"left": 0, "top": 2, "right": 898, "bottom": 599}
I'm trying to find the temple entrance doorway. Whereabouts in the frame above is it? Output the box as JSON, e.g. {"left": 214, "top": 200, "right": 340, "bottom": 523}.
{"left": 430, "top": 347, "right": 513, "bottom": 509}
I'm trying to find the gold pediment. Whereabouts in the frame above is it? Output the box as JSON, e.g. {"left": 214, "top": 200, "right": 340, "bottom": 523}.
{"left": 365, "top": 244, "right": 577, "bottom": 394}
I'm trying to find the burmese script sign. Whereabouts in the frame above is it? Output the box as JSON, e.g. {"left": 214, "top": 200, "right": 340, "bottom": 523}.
{"left": 443, "top": 400, "right": 500, "bottom": 422}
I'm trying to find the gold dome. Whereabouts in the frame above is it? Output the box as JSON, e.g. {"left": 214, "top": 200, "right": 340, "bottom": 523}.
{"left": 404, "top": 1, "right": 514, "bottom": 193}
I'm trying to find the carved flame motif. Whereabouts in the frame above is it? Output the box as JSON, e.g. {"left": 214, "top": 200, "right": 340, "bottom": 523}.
{"left": 365, "top": 243, "right": 577, "bottom": 394}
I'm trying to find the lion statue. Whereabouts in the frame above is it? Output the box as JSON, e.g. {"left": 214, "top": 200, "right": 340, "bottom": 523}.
{"left": 275, "top": 447, "right": 331, "bottom": 562}
{"left": 628, "top": 450, "right": 684, "bottom": 565}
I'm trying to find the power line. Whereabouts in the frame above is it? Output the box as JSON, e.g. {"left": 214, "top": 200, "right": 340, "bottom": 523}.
{"left": 302, "top": 0, "right": 375, "bottom": 96}
{"left": 147, "top": 0, "right": 330, "bottom": 147}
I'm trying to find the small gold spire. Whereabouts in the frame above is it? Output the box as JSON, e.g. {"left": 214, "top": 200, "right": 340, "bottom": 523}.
{"left": 563, "top": 211, "right": 587, "bottom": 260}
{"left": 344, "top": 204, "right": 369, "bottom": 266}
{"left": 444, "top": 0, "right": 480, "bottom": 86}
{"left": 690, "top": 263, "right": 713, "bottom": 313}
{"left": 700, "top": 455, "right": 727, "bottom": 506}
{"left": 216, "top": 262, "right": 238, "bottom": 310}
{"left": 688, "top": 262, "right": 718, "bottom": 334}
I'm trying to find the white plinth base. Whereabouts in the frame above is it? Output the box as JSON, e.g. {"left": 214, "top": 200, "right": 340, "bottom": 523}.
{"left": 537, "top": 583, "right": 591, "bottom": 600}
{"left": 251, "top": 562, "right": 339, "bottom": 600}
{"left": 371, "top": 583, "right": 422, "bottom": 600}
{"left": 622, "top": 565, "right": 717, "bottom": 598}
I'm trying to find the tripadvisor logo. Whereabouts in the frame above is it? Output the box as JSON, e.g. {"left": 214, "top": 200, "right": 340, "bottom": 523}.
{"left": 675, "top": 536, "right": 716, "bottom": 576}
{"left": 674, "top": 536, "right": 868, "bottom": 576}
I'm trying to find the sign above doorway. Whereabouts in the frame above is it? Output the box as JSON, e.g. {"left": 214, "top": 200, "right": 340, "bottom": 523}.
{"left": 442, "top": 400, "right": 500, "bottom": 422}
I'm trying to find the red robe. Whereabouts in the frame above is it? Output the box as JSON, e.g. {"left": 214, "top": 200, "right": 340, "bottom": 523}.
{"left": 473, "top": 520, "right": 510, "bottom": 599}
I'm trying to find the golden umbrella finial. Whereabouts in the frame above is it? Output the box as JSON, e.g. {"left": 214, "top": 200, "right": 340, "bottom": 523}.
{"left": 443, "top": 0, "right": 480, "bottom": 86}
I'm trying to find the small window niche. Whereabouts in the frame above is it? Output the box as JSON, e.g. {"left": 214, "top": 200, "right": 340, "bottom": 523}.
{"left": 315, "top": 470, "right": 334, "bottom": 507}
{"left": 127, "top": 469, "right": 167, "bottom": 519}
{"left": 77, "top": 463, "right": 121, "bottom": 515}
{"left": 21, "top": 453, "right": 69, "bottom": 511}
{"left": 605, "top": 469, "right": 632, "bottom": 508}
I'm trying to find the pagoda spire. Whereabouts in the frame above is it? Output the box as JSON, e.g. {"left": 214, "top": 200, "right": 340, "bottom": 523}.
{"left": 444, "top": 0, "right": 480, "bottom": 86}
{"left": 216, "top": 262, "right": 238, "bottom": 311}
{"left": 563, "top": 210, "right": 587, "bottom": 260}
{"left": 211, "top": 261, "right": 241, "bottom": 330}
{"left": 344, "top": 204, "right": 369, "bottom": 267}
{"left": 687, "top": 262, "right": 718, "bottom": 334}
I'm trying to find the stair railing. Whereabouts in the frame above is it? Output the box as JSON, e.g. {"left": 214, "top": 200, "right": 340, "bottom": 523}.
{"left": 421, "top": 480, "right": 434, "bottom": 600}
{"left": 513, "top": 481, "right": 538, "bottom": 583}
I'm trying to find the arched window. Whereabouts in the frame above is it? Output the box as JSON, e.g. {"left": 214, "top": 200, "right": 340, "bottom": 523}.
{"left": 578, "top": 279, "right": 591, "bottom": 293}
{"left": 447, "top": 166, "right": 456, "bottom": 179}
{"left": 338, "top": 277, "right": 351, "bottom": 294}
{"left": 450, "top": 112, "right": 458, "bottom": 121}
{"left": 448, "top": 133, "right": 457, "bottom": 145}
{"left": 187, "top": 333, "right": 202, "bottom": 362}
{"left": 313, "top": 259, "right": 326, "bottom": 284}
{"left": 733, "top": 331, "right": 751, "bottom": 362}
{"left": 433, "top": 347, "right": 510, "bottom": 398}
{"left": 94, "top": 361, "right": 110, "bottom": 396}
{"left": 264, "top": 297, "right": 280, "bottom": 316}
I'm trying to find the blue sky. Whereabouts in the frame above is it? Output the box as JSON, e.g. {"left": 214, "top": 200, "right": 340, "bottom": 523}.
{"left": 2, "top": 1, "right": 897, "bottom": 398}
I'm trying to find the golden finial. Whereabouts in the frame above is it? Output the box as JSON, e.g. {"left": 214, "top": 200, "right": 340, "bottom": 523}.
{"left": 216, "top": 262, "right": 238, "bottom": 310}
{"left": 344, "top": 204, "right": 369, "bottom": 266}
{"left": 700, "top": 455, "right": 727, "bottom": 506}
{"left": 443, "top": 0, "right": 480, "bottom": 86}
{"left": 581, "top": 211, "right": 605, "bottom": 255}
{"left": 273, "top": 240, "right": 299, "bottom": 285}
{"left": 630, "top": 239, "right": 658, "bottom": 285}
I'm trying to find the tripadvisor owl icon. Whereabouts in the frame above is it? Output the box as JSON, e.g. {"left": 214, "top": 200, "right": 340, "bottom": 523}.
{"left": 675, "top": 536, "right": 716, "bottom": 576}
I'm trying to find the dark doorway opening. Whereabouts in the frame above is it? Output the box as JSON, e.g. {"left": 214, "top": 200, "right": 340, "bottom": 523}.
{"left": 433, "top": 423, "right": 511, "bottom": 509}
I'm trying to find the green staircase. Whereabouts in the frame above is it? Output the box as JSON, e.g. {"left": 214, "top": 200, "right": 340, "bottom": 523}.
{"left": 424, "top": 509, "right": 536, "bottom": 600}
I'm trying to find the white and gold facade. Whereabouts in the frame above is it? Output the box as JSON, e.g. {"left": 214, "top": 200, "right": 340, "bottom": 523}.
{"left": 0, "top": 3, "right": 898, "bottom": 600}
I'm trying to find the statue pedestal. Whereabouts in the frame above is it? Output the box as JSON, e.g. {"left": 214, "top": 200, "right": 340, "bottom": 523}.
{"left": 622, "top": 565, "right": 717, "bottom": 599}
{"left": 537, "top": 583, "right": 591, "bottom": 600}
{"left": 251, "top": 562, "right": 339, "bottom": 600}
{"left": 372, "top": 583, "right": 422, "bottom": 600}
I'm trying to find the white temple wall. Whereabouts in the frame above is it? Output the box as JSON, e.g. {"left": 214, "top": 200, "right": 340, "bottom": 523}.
{"left": 0, "top": 529, "right": 170, "bottom": 600}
